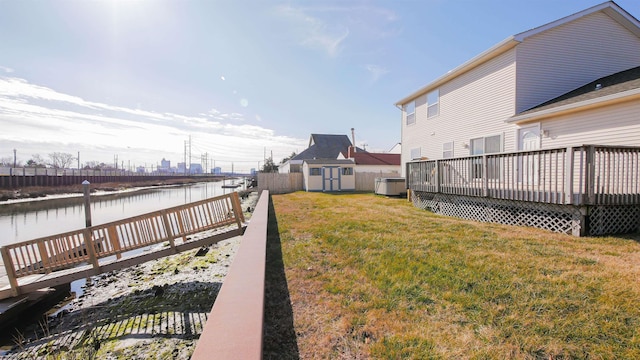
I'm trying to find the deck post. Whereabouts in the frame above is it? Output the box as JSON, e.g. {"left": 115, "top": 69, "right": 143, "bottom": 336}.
{"left": 435, "top": 160, "right": 441, "bottom": 194}
{"left": 161, "top": 211, "right": 178, "bottom": 254}
{"left": 482, "top": 155, "right": 489, "bottom": 197}
{"left": 231, "top": 192, "right": 245, "bottom": 231}
{"left": 564, "top": 147, "right": 574, "bottom": 205}
{"left": 1, "top": 247, "right": 20, "bottom": 297}
{"left": 586, "top": 145, "right": 596, "bottom": 205}
{"left": 83, "top": 228, "right": 100, "bottom": 272}
{"left": 37, "top": 241, "right": 50, "bottom": 273}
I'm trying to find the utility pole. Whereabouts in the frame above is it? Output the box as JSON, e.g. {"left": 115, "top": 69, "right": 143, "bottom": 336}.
{"left": 189, "top": 135, "right": 192, "bottom": 174}
{"left": 77, "top": 151, "right": 80, "bottom": 169}
{"left": 13, "top": 149, "right": 16, "bottom": 168}
{"left": 184, "top": 140, "right": 187, "bottom": 174}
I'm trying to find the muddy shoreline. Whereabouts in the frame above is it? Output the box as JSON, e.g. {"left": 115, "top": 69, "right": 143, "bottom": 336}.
{"left": 1, "top": 190, "right": 259, "bottom": 359}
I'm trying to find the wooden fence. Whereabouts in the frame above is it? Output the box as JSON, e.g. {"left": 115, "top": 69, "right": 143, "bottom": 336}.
{"left": 0, "top": 192, "right": 245, "bottom": 298}
{"left": 355, "top": 172, "right": 401, "bottom": 192}
{"left": 258, "top": 173, "right": 303, "bottom": 194}
{"left": 258, "top": 171, "right": 401, "bottom": 193}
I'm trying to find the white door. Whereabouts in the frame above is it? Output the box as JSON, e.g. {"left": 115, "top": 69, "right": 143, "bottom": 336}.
{"left": 517, "top": 125, "right": 541, "bottom": 185}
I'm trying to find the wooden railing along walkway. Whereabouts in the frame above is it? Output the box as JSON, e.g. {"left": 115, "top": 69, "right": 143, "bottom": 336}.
{"left": 0, "top": 192, "right": 245, "bottom": 299}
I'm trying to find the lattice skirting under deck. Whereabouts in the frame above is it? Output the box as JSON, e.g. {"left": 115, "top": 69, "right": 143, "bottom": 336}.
{"left": 588, "top": 206, "right": 640, "bottom": 236}
{"left": 411, "top": 191, "right": 640, "bottom": 236}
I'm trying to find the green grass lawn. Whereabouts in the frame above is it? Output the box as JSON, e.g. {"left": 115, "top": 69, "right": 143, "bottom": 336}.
{"left": 271, "top": 192, "right": 640, "bottom": 359}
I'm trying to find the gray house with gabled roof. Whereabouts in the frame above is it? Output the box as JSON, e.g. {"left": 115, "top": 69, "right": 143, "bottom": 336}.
{"left": 279, "top": 134, "right": 363, "bottom": 173}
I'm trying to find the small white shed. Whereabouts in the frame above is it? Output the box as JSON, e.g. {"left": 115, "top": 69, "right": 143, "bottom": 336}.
{"left": 302, "top": 159, "right": 355, "bottom": 192}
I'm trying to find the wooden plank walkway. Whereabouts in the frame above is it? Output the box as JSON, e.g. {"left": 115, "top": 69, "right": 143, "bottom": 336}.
{"left": 0, "top": 192, "right": 246, "bottom": 302}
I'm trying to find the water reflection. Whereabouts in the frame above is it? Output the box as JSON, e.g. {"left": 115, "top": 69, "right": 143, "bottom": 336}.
{"left": 0, "top": 180, "right": 243, "bottom": 246}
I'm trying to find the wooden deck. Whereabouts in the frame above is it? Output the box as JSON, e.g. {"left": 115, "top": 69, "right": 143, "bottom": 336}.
{"left": 408, "top": 145, "right": 640, "bottom": 235}
{"left": 0, "top": 192, "right": 246, "bottom": 301}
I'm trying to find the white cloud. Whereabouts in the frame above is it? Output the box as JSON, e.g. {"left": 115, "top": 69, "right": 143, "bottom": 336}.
{"left": 364, "top": 64, "right": 389, "bottom": 83}
{"left": 276, "top": 4, "right": 350, "bottom": 57}
{"left": 275, "top": 4, "right": 400, "bottom": 58}
{"left": 0, "top": 66, "right": 14, "bottom": 73}
{"left": 0, "top": 76, "right": 306, "bottom": 168}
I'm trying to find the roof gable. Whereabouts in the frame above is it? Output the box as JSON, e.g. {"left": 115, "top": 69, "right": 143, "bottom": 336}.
{"left": 293, "top": 134, "right": 355, "bottom": 161}
{"left": 395, "top": 1, "right": 640, "bottom": 106}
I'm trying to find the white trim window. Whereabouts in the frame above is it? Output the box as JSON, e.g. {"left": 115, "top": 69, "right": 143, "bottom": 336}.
{"left": 410, "top": 147, "right": 422, "bottom": 160}
{"left": 470, "top": 134, "right": 502, "bottom": 179}
{"left": 427, "top": 89, "right": 439, "bottom": 118}
{"left": 405, "top": 101, "right": 415, "bottom": 125}
{"left": 443, "top": 141, "right": 454, "bottom": 158}
{"left": 310, "top": 168, "right": 321, "bottom": 176}
{"left": 470, "top": 134, "right": 502, "bottom": 155}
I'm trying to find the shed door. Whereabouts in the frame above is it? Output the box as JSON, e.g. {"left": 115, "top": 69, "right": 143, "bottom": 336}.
{"left": 322, "top": 167, "right": 340, "bottom": 191}
{"left": 517, "top": 125, "right": 541, "bottom": 185}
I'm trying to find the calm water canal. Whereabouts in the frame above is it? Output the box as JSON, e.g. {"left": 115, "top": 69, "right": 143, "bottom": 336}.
{"left": 0, "top": 180, "right": 244, "bottom": 247}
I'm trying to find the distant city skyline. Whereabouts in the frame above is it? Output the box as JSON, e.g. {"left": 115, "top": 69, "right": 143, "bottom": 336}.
{"left": 2, "top": 0, "right": 639, "bottom": 173}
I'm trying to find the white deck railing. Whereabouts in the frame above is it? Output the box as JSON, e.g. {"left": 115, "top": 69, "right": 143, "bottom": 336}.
{"left": 407, "top": 145, "right": 640, "bottom": 206}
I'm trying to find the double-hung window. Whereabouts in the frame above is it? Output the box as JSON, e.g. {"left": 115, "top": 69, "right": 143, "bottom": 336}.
{"left": 405, "top": 101, "right": 415, "bottom": 125}
{"left": 442, "top": 141, "right": 454, "bottom": 158}
{"left": 427, "top": 89, "right": 439, "bottom": 118}
{"left": 410, "top": 147, "right": 422, "bottom": 160}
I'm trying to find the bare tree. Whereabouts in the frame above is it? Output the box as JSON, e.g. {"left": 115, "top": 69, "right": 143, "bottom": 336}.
{"left": 27, "top": 154, "right": 47, "bottom": 168}
{"left": 48, "top": 152, "right": 76, "bottom": 169}
{"left": 0, "top": 157, "right": 19, "bottom": 167}
{"left": 84, "top": 161, "right": 113, "bottom": 170}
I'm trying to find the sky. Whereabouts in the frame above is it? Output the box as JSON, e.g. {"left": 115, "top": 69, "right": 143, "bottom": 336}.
{"left": 2, "top": 0, "right": 639, "bottom": 173}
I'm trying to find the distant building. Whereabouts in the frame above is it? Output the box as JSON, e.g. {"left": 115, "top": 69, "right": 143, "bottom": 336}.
{"left": 280, "top": 134, "right": 362, "bottom": 174}
{"left": 177, "top": 162, "right": 187, "bottom": 174}
{"left": 338, "top": 146, "right": 401, "bottom": 174}
{"left": 212, "top": 167, "right": 222, "bottom": 175}
{"left": 136, "top": 166, "right": 146, "bottom": 173}
{"left": 190, "top": 163, "right": 203, "bottom": 174}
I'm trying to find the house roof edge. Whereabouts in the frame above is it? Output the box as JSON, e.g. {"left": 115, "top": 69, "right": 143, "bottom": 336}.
{"left": 395, "top": 36, "right": 518, "bottom": 106}
{"left": 395, "top": 1, "right": 640, "bottom": 107}
{"left": 506, "top": 87, "right": 640, "bottom": 123}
